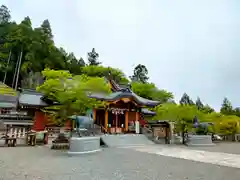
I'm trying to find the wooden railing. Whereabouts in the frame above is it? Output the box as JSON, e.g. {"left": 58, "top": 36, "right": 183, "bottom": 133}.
{"left": 100, "top": 125, "right": 108, "bottom": 134}
{"left": 141, "top": 126, "right": 153, "bottom": 139}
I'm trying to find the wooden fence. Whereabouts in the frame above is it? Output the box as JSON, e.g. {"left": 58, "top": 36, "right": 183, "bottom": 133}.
{"left": 219, "top": 134, "right": 240, "bottom": 142}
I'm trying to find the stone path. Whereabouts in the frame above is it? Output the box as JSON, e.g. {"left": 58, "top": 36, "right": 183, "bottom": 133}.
{"left": 1, "top": 146, "right": 240, "bottom": 180}
{"left": 123, "top": 145, "right": 240, "bottom": 169}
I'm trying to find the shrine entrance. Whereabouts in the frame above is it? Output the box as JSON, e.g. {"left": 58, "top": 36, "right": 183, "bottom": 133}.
{"left": 108, "top": 108, "right": 126, "bottom": 134}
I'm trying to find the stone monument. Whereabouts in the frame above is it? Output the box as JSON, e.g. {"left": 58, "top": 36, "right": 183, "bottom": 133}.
{"left": 186, "top": 116, "right": 214, "bottom": 146}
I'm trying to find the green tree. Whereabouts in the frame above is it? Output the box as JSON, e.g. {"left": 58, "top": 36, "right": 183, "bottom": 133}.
{"left": 202, "top": 104, "right": 215, "bottom": 114}
{"left": 66, "top": 53, "right": 85, "bottom": 75}
{"left": 0, "top": 7, "right": 84, "bottom": 87}
{"left": 37, "top": 69, "right": 110, "bottom": 122}
{"left": 81, "top": 65, "right": 129, "bottom": 84}
{"left": 87, "top": 48, "right": 101, "bottom": 65}
{"left": 179, "top": 93, "right": 194, "bottom": 105}
{"left": 220, "top": 97, "right": 233, "bottom": 115}
{"left": 130, "top": 64, "right": 149, "bottom": 83}
{"left": 131, "top": 81, "right": 173, "bottom": 103}
{"left": 215, "top": 118, "right": 240, "bottom": 135}
{"left": 0, "top": 5, "right": 11, "bottom": 24}
{"left": 40, "top": 19, "right": 53, "bottom": 39}
{"left": 233, "top": 107, "right": 240, "bottom": 117}
{"left": 21, "top": 71, "right": 42, "bottom": 89}
{"left": 195, "top": 97, "right": 204, "bottom": 110}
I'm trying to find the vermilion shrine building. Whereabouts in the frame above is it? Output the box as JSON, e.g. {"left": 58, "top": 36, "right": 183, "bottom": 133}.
{"left": 89, "top": 79, "right": 160, "bottom": 133}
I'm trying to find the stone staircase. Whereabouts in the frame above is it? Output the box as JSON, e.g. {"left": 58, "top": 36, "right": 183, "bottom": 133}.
{"left": 100, "top": 134, "right": 154, "bottom": 147}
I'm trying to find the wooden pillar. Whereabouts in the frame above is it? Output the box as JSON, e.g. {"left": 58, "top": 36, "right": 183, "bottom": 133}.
{"left": 71, "top": 119, "right": 76, "bottom": 130}
{"left": 105, "top": 110, "right": 108, "bottom": 130}
{"left": 135, "top": 111, "right": 140, "bottom": 121}
{"left": 125, "top": 111, "right": 129, "bottom": 131}
{"left": 93, "top": 109, "right": 96, "bottom": 122}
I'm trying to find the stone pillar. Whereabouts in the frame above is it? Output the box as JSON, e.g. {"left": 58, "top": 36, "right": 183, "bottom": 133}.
{"left": 169, "top": 122, "right": 174, "bottom": 144}
{"left": 135, "top": 111, "right": 140, "bottom": 134}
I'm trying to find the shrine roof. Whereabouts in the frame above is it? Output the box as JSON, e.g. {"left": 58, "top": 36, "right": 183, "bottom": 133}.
{"left": 18, "top": 89, "right": 53, "bottom": 107}
{"left": 0, "top": 82, "right": 18, "bottom": 108}
{"left": 0, "top": 102, "right": 17, "bottom": 108}
{"left": 104, "top": 77, "right": 160, "bottom": 107}
{"left": 89, "top": 91, "right": 160, "bottom": 107}
{"left": 141, "top": 108, "right": 156, "bottom": 115}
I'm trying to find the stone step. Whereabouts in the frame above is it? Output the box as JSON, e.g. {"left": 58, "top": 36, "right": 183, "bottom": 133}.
{"left": 100, "top": 134, "right": 154, "bottom": 147}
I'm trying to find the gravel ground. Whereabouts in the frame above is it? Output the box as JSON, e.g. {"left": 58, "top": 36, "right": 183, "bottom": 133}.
{"left": 0, "top": 146, "right": 240, "bottom": 180}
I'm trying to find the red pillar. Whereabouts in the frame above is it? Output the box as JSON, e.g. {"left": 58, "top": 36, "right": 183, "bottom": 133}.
{"left": 65, "top": 120, "right": 71, "bottom": 131}
{"left": 32, "top": 110, "right": 47, "bottom": 131}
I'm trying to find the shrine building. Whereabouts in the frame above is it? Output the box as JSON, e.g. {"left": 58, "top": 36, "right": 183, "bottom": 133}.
{"left": 89, "top": 78, "right": 160, "bottom": 134}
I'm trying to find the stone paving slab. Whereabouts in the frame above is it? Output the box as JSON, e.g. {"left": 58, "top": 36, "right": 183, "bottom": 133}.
{"left": 123, "top": 144, "right": 240, "bottom": 168}
{"left": 0, "top": 146, "right": 240, "bottom": 180}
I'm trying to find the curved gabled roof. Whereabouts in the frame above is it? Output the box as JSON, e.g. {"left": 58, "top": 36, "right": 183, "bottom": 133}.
{"left": 105, "top": 77, "right": 160, "bottom": 107}
{"left": 89, "top": 91, "right": 160, "bottom": 107}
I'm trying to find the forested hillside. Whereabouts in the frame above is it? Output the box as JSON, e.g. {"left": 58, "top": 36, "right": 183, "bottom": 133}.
{"left": 1, "top": 4, "right": 240, "bottom": 134}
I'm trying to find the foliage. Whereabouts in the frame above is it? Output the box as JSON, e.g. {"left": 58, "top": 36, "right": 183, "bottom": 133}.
{"left": 130, "top": 64, "right": 149, "bottom": 83}
{"left": 195, "top": 97, "right": 204, "bottom": 110}
{"left": 220, "top": 97, "right": 233, "bottom": 115}
{"left": 0, "top": 5, "right": 86, "bottom": 88}
{"left": 81, "top": 65, "right": 129, "bottom": 84}
{"left": 201, "top": 104, "right": 215, "bottom": 114}
{"left": 21, "top": 71, "right": 42, "bottom": 89}
{"left": 87, "top": 48, "right": 101, "bottom": 66}
{"left": 131, "top": 81, "right": 173, "bottom": 103}
{"left": 37, "top": 69, "right": 110, "bottom": 123}
{"left": 0, "top": 5, "right": 10, "bottom": 24}
{"left": 214, "top": 118, "right": 240, "bottom": 135}
{"left": 179, "top": 93, "right": 195, "bottom": 105}
{"left": 153, "top": 103, "right": 240, "bottom": 134}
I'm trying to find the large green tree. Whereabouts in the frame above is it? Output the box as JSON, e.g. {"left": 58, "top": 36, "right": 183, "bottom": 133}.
{"left": 220, "top": 97, "right": 233, "bottom": 115}
{"left": 0, "top": 5, "right": 10, "bottom": 24}
{"left": 0, "top": 5, "right": 85, "bottom": 88}
{"left": 131, "top": 81, "right": 173, "bottom": 103}
{"left": 195, "top": 97, "right": 204, "bottom": 110}
{"left": 81, "top": 65, "right": 129, "bottom": 84}
{"left": 179, "top": 93, "right": 195, "bottom": 105}
{"left": 37, "top": 69, "right": 110, "bottom": 123}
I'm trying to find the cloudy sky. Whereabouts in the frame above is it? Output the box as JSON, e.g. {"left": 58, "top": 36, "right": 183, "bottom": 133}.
{"left": 2, "top": 0, "right": 240, "bottom": 110}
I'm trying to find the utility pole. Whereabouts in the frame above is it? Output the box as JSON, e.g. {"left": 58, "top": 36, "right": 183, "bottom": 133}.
{"left": 14, "top": 46, "right": 23, "bottom": 90}
{"left": 12, "top": 53, "right": 19, "bottom": 88}
{"left": 3, "top": 49, "right": 12, "bottom": 84}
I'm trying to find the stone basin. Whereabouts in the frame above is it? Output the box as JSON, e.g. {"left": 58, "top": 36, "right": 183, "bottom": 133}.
{"left": 186, "top": 135, "right": 215, "bottom": 146}
{"left": 68, "top": 136, "right": 101, "bottom": 155}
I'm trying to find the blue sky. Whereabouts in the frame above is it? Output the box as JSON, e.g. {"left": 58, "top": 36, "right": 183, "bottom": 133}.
{"left": 2, "top": 0, "right": 240, "bottom": 110}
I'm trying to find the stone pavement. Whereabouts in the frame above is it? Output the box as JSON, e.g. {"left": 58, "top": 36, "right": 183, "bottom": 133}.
{"left": 122, "top": 144, "right": 240, "bottom": 168}
{"left": 0, "top": 145, "right": 240, "bottom": 180}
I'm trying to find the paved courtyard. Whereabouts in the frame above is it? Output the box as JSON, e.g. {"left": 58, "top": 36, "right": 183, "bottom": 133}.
{"left": 184, "top": 142, "right": 240, "bottom": 154}
{"left": 0, "top": 144, "right": 240, "bottom": 180}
